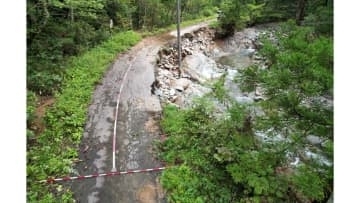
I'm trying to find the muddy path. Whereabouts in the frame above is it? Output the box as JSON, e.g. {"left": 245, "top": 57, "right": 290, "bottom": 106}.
{"left": 70, "top": 24, "right": 210, "bottom": 203}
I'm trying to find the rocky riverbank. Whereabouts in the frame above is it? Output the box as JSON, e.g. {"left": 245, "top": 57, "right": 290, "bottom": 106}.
{"left": 151, "top": 24, "right": 278, "bottom": 108}
{"left": 153, "top": 23, "right": 333, "bottom": 179}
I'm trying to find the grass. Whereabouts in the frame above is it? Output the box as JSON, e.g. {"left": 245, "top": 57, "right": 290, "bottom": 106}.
{"left": 26, "top": 31, "right": 141, "bottom": 202}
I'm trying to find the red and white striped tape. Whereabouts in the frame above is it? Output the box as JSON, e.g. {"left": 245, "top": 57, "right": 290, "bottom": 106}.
{"left": 40, "top": 167, "right": 166, "bottom": 184}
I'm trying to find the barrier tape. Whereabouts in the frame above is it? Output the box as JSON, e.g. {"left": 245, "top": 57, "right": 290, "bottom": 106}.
{"left": 40, "top": 167, "right": 166, "bottom": 184}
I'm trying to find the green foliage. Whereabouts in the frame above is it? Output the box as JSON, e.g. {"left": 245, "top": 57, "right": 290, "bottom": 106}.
{"left": 27, "top": 31, "right": 141, "bottom": 202}
{"left": 259, "top": 0, "right": 297, "bottom": 23}
{"left": 27, "top": 0, "right": 220, "bottom": 95}
{"left": 161, "top": 165, "right": 205, "bottom": 203}
{"left": 27, "top": 0, "right": 110, "bottom": 95}
{"left": 234, "top": 65, "right": 259, "bottom": 92}
{"left": 303, "top": 0, "right": 333, "bottom": 35}
{"left": 160, "top": 100, "right": 285, "bottom": 202}
{"left": 26, "top": 91, "right": 38, "bottom": 125}
{"left": 211, "top": 74, "right": 229, "bottom": 103}
{"left": 239, "top": 20, "right": 333, "bottom": 200}
{"left": 27, "top": 91, "right": 38, "bottom": 142}
{"left": 226, "top": 150, "right": 288, "bottom": 202}
{"left": 291, "top": 165, "right": 327, "bottom": 201}
{"left": 216, "top": 0, "right": 333, "bottom": 37}
{"left": 216, "top": 0, "right": 268, "bottom": 37}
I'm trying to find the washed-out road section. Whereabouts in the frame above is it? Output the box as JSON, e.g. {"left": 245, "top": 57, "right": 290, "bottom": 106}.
{"left": 70, "top": 23, "right": 210, "bottom": 203}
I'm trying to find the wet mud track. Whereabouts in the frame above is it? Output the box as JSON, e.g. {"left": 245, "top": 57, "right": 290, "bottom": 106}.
{"left": 70, "top": 36, "right": 169, "bottom": 203}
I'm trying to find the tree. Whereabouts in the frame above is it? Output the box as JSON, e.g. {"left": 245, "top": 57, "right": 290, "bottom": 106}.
{"left": 296, "top": 0, "right": 307, "bottom": 25}
{"left": 238, "top": 20, "right": 333, "bottom": 201}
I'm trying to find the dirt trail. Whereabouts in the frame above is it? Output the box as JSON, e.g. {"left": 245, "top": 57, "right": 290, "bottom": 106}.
{"left": 70, "top": 24, "right": 209, "bottom": 203}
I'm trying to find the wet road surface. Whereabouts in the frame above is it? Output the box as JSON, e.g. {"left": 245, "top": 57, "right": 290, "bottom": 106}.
{"left": 70, "top": 23, "right": 211, "bottom": 202}
{"left": 70, "top": 36, "right": 168, "bottom": 203}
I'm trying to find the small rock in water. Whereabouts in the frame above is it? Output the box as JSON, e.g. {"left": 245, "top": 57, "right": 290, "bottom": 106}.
{"left": 255, "top": 87, "right": 264, "bottom": 96}
{"left": 235, "top": 96, "right": 253, "bottom": 104}
{"left": 245, "top": 48, "right": 256, "bottom": 57}
{"left": 254, "top": 96, "right": 264, "bottom": 102}
{"left": 306, "top": 135, "right": 323, "bottom": 145}
{"left": 153, "top": 89, "right": 163, "bottom": 97}
{"left": 290, "top": 157, "right": 300, "bottom": 166}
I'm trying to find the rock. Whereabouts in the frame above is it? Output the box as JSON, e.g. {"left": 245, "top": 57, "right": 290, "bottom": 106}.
{"left": 174, "top": 86, "right": 184, "bottom": 92}
{"left": 254, "top": 55, "right": 263, "bottom": 60}
{"left": 306, "top": 135, "right": 323, "bottom": 145}
{"left": 183, "top": 47, "right": 193, "bottom": 55}
{"left": 255, "top": 87, "right": 264, "bottom": 96}
{"left": 174, "top": 95, "right": 184, "bottom": 106}
{"left": 158, "top": 69, "right": 172, "bottom": 77}
{"left": 245, "top": 48, "right": 256, "bottom": 58}
{"left": 161, "top": 47, "right": 171, "bottom": 56}
{"left": 172, "top": 78, "right": 191, "bottom": 90}
{"left": 259, "top": 64, "right": 267, "bottom": 70}
{"left": 169, "top": 89, "right": 176, "bottom": 96}
{"left": 254, "top": 41, "right": 263, "bottom": 49}
{"left": 170, "top": 96, "right": 178, "bottom": 103}
{"left": 290, "top": 157, "right": 300, "bottom": 166}
{"left": 304, "top": 149, "right": 332, "bottom": 166}
{"left": 153, "top": 89, "right": 163, "bottom": 97}
{"left": 183, "top": 33, "right": 194, "bottom": 41}
{"left": 235, "top": 96, "right": 253, "bottom": 104}
{"left": 254, "top": 96, "right": 264, "bottom": 102}
{"left": 182, "top": 53, "right": 223, "bottom": 83}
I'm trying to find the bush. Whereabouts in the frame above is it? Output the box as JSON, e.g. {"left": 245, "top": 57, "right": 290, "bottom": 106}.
{"left": 26, "top": 91, "right": 38, "bottom": 125}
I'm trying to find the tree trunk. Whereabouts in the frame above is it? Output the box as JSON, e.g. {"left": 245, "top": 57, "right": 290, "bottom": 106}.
{"left": 296, "top": 0, "right": 307, "bottom": 25}
{"left": 71, "top": 7, "right": 74, "bottom": 23}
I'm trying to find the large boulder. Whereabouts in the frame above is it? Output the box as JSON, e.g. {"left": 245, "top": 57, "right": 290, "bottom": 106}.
{"left": 182, "top": 53, "right": 223, "bottom": 83}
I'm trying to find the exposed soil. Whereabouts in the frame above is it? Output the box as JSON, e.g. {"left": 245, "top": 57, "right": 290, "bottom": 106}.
{"left": 31, "top": 96, "right": 55, "bottom": 135}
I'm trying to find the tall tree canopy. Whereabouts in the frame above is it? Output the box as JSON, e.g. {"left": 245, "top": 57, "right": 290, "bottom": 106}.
{"left": 27, "top": 0, "right": 221, "bottom": 95}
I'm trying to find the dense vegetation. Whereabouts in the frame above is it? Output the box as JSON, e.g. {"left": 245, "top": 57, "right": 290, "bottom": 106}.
{"left": 216, "top": 0, "right": 333, "bottom": 37}
{"left": 159, "top": 0, "right": 333, "bottom": 202}
{"left": 27, "top": 0, "right": 220, "bottom": 96}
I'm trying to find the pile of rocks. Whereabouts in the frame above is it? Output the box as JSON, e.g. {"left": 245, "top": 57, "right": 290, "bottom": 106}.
{"left": 153, "top": 27, "right": 219, "bottom": 107}
{"left": 152, "top": 25, "right": 278, "bottom": 107}
{"left": 156, "top": 27, "right": 217, "bottom": 72}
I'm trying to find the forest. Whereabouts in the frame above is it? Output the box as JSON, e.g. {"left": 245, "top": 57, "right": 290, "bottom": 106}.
{"left": 27, "top": 0, "right": 333, "bottom": 202}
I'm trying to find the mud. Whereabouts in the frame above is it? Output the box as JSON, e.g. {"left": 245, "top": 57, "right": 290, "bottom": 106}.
{"left": 31, "top": 97, "right": 55, "bottom": 134}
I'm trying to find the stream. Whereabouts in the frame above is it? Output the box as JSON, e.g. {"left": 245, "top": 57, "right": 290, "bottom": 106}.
{"left": 154, "top": 23, "right": 332, "bottom": 173}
